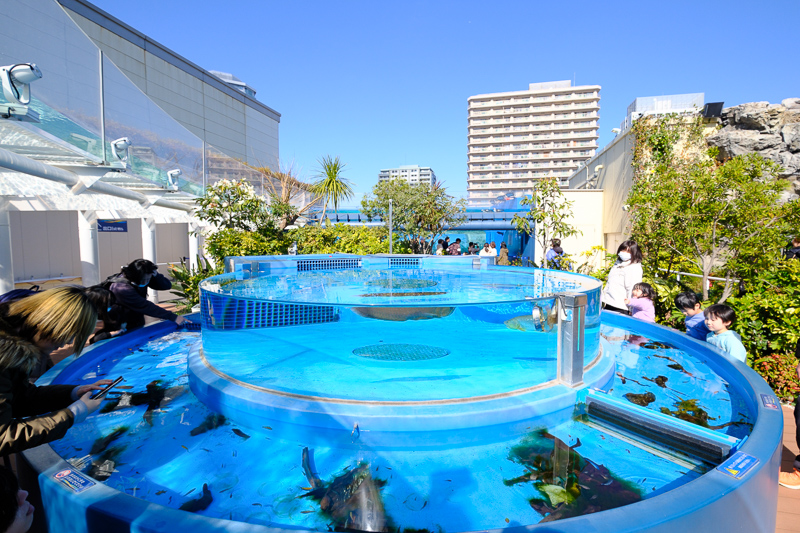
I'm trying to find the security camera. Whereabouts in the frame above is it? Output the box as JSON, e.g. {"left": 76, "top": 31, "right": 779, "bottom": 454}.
{"left": 611, "top": 128, "right": 621, "bottom": 134}
{"left": 110, "top": 137, "right": 131, "bottom": 165}
{"left": 594, "top": 165, "right": 604, "bottom": 173}
{"left": 167, "top": 169, "right": 182, "bottom": 190}
{"left": 0, "top": 63, "right": 42, "bottom": 122}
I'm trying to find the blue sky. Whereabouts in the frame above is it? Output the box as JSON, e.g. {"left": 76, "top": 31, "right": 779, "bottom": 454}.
{"left": 88, "top": 0, "right": 800, "bottom": 203}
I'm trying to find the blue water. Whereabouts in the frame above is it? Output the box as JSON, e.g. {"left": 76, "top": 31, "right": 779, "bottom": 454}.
{"left": 204, "top": 268, "right": 595, "bottom": 306}
{"left": 48, "top": 320, "right": 751, "bottom": 530}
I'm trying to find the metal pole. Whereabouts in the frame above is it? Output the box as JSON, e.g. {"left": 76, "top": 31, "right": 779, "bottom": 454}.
{"left": 99, "top": 51, "right": 106, "bottom": 163}
{"left": 556, "top": 292, "right": 587, "bottom": 387}
{"left": 389, "top": 199, "right": 393, "bottom": 255}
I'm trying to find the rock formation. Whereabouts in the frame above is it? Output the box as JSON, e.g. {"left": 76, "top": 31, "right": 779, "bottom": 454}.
{"left": 707, "top": 98, "right": 800, "bottom": 199}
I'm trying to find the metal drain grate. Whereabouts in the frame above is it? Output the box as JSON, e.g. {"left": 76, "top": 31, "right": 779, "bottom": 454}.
{"left": 353, "top": 343, "right": 450, "bottom": 361}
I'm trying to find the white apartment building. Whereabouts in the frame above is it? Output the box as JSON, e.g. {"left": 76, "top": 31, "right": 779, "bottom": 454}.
{"left": 467, "top": 80, "right": 600, "bottom": 207}
{"left": 378, "top": 165, "right": 437, "bottom": 186}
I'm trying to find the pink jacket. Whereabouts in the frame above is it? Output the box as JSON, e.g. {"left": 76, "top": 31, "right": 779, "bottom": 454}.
{"left": 627, "top": 297, "right": 655, "bottom": 323}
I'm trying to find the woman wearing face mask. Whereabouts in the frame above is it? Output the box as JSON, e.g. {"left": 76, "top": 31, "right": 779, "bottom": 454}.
{"left": 103, "top": 259, "right": 186, "bottom": 335}
{"left": 601, "top": 240, "right": 643, "bottom": 315}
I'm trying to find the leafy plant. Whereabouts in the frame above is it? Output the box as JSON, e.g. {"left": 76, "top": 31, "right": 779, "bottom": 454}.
{"left": 194, "top": 179, "right": 272, "bottom": 232}
{"left": 251, "top": 164, "right": 320, "bottom": 230}
{"left": 311, "top": 156, "right": 354, "bottom": 223}
{"left": 512, "top": 177, "right": 581, "bottom": 269}
{"left": 361, "top": 179, "right": 466, "bottom": 254}
{"left": 168, "top": 256, "right": 222, "bottom": 313}
{"left": 205, "top": 229, "right": 291, "bottom": 266}
{"left": 287, "top": 224, "right": 410, "bottom": 255}
{"left": 752, "top": 352, "right": 800, "bottom": 403}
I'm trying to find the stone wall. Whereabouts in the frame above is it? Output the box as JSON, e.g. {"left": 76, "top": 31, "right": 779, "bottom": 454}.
{"left": 707, "top": 98, "right": 800, "bottom": 199}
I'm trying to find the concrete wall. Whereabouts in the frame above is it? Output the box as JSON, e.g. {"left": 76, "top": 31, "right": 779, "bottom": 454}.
{"left": 569, "top": 131, "right": 635, "bottom": 252}
{"left": 562, "top": 190, "right": 605, "bottom": 269}
{"left": 156, "top": 222, "right": 189, "bottom": 267}
{"left": 98, "top": 218, "right": 142, "bottom": 280}
{"left": 58, "top": 0, "right": 280, "bottom": 170}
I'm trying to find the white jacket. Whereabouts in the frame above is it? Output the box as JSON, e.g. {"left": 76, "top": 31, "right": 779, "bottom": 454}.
{"left": 601, "top": 260, "right": 643, "bottom": 310}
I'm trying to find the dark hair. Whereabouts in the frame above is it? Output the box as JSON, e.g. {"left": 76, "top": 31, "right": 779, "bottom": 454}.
{"left": 632, "top": 282, "right": 656, "bottom": 300}
{"left": 617, "top": 240, "right": 643, "bottom": 263}
{"left": 121, "top": 259, "right": 158, "bottom": 285}
{"left": 455, "top": 238, "right": 461, "bottom": 243}
{"left": 704, "top": 304, "right": 736, "bottom": 324}
{"left": 674, "top": 292, "right": 700, "bottom": 311}
{"left": 553, "top": 245, "right": 564, "bottom": 255}
{"left": 437, "top": 239, "right": 443, "bottom": 244}
{"left": 500, "top": 243, "right": 507, "bottom": 249}
{"left": 0, "top": 467, "right": 19, "bottom": 532}
{"left": 550, "top": 238, "right": 561, "bottom": 247}
{"left": 84, "top": 286, "right": 115, "bottom": 321}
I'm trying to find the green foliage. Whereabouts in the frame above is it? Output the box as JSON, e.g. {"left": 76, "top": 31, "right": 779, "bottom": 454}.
{"left": 194, "top": 179, "right": 272, "bottom": 232}
{"left": 728, "top": 260, "right": 800, "bottom": 359}
{"left": 311, "top": 156, "right": 354, "bottom": 223}
{"left": 751, "top": 352, "right": 800, "bottom": 403}
{"left": 205, "top": 228, "right": 291, "bottom": 265}
{"left": 168, "top": 257, "right": 222, "bottom": 313}
{"left": 628, "top": 114, "right": 800, "bottom": 302}
{"left": 361, "top": 179, "right": 466, "bottom": 253}
{"left": 288, "top": 224, "right": 410, "bottom": 255}
{"left": 512, "top": 177, "right": 581, "bottom": 268}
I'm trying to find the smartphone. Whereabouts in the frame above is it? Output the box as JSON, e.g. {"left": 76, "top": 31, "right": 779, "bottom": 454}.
{"left": 91, "top": 376, "right": 124, "bottom": 400}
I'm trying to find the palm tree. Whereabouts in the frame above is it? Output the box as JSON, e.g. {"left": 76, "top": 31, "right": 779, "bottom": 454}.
{"left": 312, "top": 156, "right": 354, "bottom": 225}
{"left": 251, "top": 163, "right": 321, "bottom": 230}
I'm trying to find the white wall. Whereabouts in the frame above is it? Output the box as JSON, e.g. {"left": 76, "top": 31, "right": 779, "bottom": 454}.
{"left": 156, "top": 222, "right": 189, "bottom": 268}
{"left": 561, "top": 190, "right": 605, "bottom": 269}
{"left": 98, "top": 218, "right": 142, "bottom": 280}
{"left": 9, "top": 211, "right": 81, "bottom": 282}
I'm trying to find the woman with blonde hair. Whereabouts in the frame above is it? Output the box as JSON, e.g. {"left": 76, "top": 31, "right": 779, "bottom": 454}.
{"left": 0, "top": 286, "right": 110, "bottom": 455}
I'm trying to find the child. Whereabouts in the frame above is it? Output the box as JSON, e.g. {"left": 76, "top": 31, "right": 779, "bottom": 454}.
{"left": 624, "top": 282, "right": 656, "bottom": 323}
{"left": 703, "top": 304, "right": 747, "bottom": 363}
{"left": 674, "top": 292, "right": 711, "bottom": 341}
{"left": 0, "top": 467, "right": 34, "bottom": 533}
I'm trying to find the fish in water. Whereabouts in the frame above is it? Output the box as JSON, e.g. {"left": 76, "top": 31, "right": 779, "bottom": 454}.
{"left": 190, "top": 413, "right": 227, "bottom": 437}
{"left": 100, "top": 380, "right": 186, "bottom": 425}
{"left": 640, "top": 341, "right": 675, "bottom": 350}
{"left": 352, "top": 306, "right": 454, "bottom": 322}
{"left": 232, "top": 428, "right": 250, "bottom": 440}
{"left": 358, "top": 291, "right": 446, "bottom": 298}
{"left": 179, "top": 483, "right": 213, "bottom": 512}
{"left": 504, "top": 305, "right": 557, "bottom": 333}
{"left": 300, "top": 447, "right": 387, "bottom": 531}
{"left": 624, "top": 392, "right": 656, "bottom": 406}
{"left": 90, "top": 426, "right": 129, "bottom": 455}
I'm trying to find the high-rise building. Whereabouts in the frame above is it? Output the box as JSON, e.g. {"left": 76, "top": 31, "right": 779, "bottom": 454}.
{"left": 378, "top": 165, "right": 437, "bottom": 186}
{"left": 467, "top": 80, "right": 600, "bottom": 206}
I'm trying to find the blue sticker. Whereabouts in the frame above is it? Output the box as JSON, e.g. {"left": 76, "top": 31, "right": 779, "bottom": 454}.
{"left": 97, "top": 219, "right": 128, "bottom": 232}
{"left": 53, "top": 469, "right": 96, "bottom": 493}
{"left": 760, "top": 394, "right": 779, "bottom": 410}
{"left": 716, "top": 451, "right": 759, "bottom": 479}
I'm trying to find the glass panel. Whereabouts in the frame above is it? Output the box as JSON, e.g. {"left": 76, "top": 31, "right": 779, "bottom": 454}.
{"left": 102, "top": 55, "right": 203, "bottom": 195}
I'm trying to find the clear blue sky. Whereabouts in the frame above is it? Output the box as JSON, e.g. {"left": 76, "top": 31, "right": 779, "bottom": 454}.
{"left": 88, "top": 0, "right": 800, "bottom": 203}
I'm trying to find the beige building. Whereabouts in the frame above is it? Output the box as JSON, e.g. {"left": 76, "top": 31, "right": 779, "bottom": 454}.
{"left": 467, "top": 80, "right": 600, "bottom": 207}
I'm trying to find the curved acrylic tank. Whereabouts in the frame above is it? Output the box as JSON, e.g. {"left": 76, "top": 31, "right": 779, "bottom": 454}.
{"left": 19, "top": 255, "right": 782, "bottom": 533}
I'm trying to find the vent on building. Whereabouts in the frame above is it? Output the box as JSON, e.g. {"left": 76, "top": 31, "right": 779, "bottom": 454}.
{"left": 297, "top": 258, "right": 361, "bottom": 272}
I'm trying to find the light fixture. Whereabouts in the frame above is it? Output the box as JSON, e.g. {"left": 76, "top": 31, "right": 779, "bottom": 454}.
{"left": 611, "top": 128, "right": 621, "bottom": 134}
{"left": 0, "top": 63, "right": 42, "bottom": 122}
{"left": 167, "top": 169, "right": 182, "bottom": 190}
{"left": 110, "top": 137, "right": 131, "bottom": 165}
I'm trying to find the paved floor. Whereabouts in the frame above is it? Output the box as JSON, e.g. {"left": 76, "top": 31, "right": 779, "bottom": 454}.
{"left": 778, "top": 404, "right": 799, "bottom": 533}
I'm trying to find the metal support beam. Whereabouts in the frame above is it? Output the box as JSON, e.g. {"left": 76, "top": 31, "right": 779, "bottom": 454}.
{"left": 77, "top": 211, "right": 100, "bottom": 286}
{"left": 0, "top": 202, "right": 14, "bottom": 294}
{"left": 556, "top": 292, "right": 587, "bottom": 388}
{"left": 141, "top": 218, "right": 158, "bottom": 304}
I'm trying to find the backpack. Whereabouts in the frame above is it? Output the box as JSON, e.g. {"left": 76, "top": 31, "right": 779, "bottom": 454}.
{"left": 0, "top": 285, "right": 40, "bottom": 304}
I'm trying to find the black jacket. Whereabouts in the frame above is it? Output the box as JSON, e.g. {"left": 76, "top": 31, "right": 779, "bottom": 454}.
{"left": 107, "top": 273, "right": 177, "bottom": 331}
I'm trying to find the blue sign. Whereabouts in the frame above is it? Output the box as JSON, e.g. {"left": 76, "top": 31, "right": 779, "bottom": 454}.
{"left": 760, "top": 394, "right": 780, "bottom": 410}
{"left": 716, "top": 451, "right": 759, "bottom": 480}
{"left": 98, "top": 219, "right": 128, "bottom": 232}
{"left": 53, "top": 468, "right": 96, "bottom": 493}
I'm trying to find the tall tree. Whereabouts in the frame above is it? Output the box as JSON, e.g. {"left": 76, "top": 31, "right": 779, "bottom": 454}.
{"left": 251, "top": 164, "right": 320, "bottom": 230}
{"left": 512, "top": 177, "right": 581, "bottom": 268}
{"left": 361, "top": 179, "right": 467, "bottom": 254}
{"left": 311, "top": 156, "right": 354, "bottom": 224}
{"left": 628, "top": 114, "right": 800, "bottom": 301}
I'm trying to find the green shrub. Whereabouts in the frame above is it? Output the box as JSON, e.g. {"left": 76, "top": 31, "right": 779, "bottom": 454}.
{"left": 168, "top": 257, "right": 222, "bottom": 313}
{"left": 287, "top": 224, "right": 410, "bottom": 255}
{"left": 205, "top": 228, "right": 291, "bottom": 265}
{"left": 752, "top": 352, "right": 800, "bottom": 403}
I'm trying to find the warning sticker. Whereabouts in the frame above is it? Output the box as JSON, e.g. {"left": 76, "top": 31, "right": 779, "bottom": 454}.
{"left": 760, "top": 394, "right": 780, "bottom": 410}
{"left": 716, "top": 452, "right": 759, "bottom": 480}
{"left": 53, "top": 469, "right": 95, "bottom": 493}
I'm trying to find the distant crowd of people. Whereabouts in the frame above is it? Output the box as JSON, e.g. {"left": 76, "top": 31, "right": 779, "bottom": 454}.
{"left": 434, "top": 238, "right": 510, "bottom": 265}
{"left": 0, "top": 258, "right": 193, "bottom": 531}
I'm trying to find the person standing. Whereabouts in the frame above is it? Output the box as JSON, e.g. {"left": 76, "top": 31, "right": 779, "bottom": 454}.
{"left": 447, "top": 238, "right": 462, "bottom": 256}
{"left": 479, "top": 243, "right": 494, "bottom": 257}
{"left": 601, "top": 240, "right": 643, "bottom": 314}
{"left": 779, "top": 339, "right": 800, "bottom": 489}
{"left": 496, "top": 243, "right": 510, "bottom": 265}
{"left": 784, "top": 236, "right": 800, "bottom": 260}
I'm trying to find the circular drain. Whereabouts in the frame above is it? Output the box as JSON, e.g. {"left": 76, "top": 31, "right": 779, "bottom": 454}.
{"left": 353, "top": 343, "right": 450, "bottom": 361}
{"left": 366, "top": 278, "right": 438, "bottom": 289}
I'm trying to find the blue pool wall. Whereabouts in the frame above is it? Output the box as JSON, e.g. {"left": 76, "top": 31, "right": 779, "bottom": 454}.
{"left": 19, "top": 309, "right": 782, "bottom": 532}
